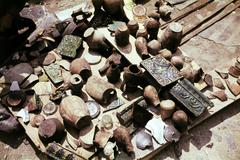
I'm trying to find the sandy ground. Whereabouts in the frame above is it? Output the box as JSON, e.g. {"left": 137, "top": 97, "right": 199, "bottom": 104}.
{"left": 0, "top": 0, "right": 239, "bottom": 159}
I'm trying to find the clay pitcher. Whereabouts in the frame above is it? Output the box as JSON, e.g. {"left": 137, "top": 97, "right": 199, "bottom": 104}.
{"left": 106, "top": 63, "right": 121, "bottom": 83}
{"left": 143, "top": 85, "right": 160, "bottom": 107}
{"left": 60, "top": 95, "right": 92, "bottom": 129}
{"left": 70, "top": 58, "right": 92, "bottom": 81}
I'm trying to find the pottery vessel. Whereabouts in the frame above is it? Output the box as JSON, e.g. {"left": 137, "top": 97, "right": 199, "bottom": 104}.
{"left": 135, "top": 37, "right": 150, "bottom": 59}
{"left": 147, "top": 39, "right": 161, "bottom": 56}
{"left": 136, "top": 28, "right": 148, "bottom": 39}
{"left": 102, "top": 0, "right": 125, "bottom": 18}
{"left": 127, "top": 20, "right": 139, "bottom": 37}
{"left": 70, "top": 74, "right": 84, "bottom": 93}
{"left": 30, "top": 114, "right": 45, "bottom": 128}
{"left": 143, "top": 85, "right": 160, "bottom": 107}
{"left": 70, "top": 58, "right": 92, "bottom": 81}
{"left": 60, "top": 95, "right": 92, "bottom": 129}
{"left": 172, "top": 110, "right": 188, "bottom": 132}
{"left": 171, "top": 55, "right": 184, "bottom": 70}
{"left": 160, "top": 99, "right": 175, "bottom": 120}
{"left": 158, "top": 49, "right": 172, "bottom": 60}
{"left": 160, "top": 22, "right": 182, "bottom": 53}
{"left": 92, "top": 0, "right": 103, "bottom": 12}
{"left": 38, "top": 118, "right": 65, "bottom": 143}
{"left": 115, "top": 24, "right": 130, "bottom": 47}
{"left": 123, "top": 65, "right": 142, "bottom": 92}
{"left": 132, "top": 5, "right": 147, "bottom": 23}
{"left": 85, "top": 75, "right": 116, "bottom": 104}
{"left": 145, "top": 18, "right": 160, "bottom": 40}
{"left": 159, "top": 4, "right": 172, "bottom": 18}
{"left": 106, "top": 64, "right": 121, "bottom": 83}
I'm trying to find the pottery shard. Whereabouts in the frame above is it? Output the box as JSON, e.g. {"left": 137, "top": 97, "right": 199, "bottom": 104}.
{"left": 43, "top": 63, "right": 63, "bottom": 84}
{"left": 136, "top": 130, "right": 153, "bottom": 150}
{"left": 42, "top": 53, "right": 56, "bottom": 66}
{"left": 204, "top": 74, "right": 213, "bottom": 87}
{"left": 56, "top": 35, "right": 82, "bottom": 58}
{"left": 215, "top": 70, "right": 228, "bottom": 79}
{"left": 2, "top": 63, "right": 33, "bottom": 84}
{"left": 94, "top": 130, "right": 112, "bottom": 148}
{"left": 213, "top": 78, "right": 225, "bottom": 90}
{"left": 225, "top": 79, "right": 240, "bottom": 96}
{"left": 211, "top": 90, "right": 227, "bottom": 102}
{"left": 228, "top": 66, "right": 240, "bottom": 78}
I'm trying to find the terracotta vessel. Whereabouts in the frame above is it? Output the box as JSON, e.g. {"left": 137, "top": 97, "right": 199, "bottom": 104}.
{"left": 171, "top": 55, "right": 184, "bottom": 70}
{"left": 102, "top": 0, "right": 126, "bottom": 20}
{"left": 127, "top": 20, "right": 139, "bottom": 37}
{"left": 70, "top": 58, "right": 92, "bottom": 81}
{"left": 147, "top": 10, "right": 160, "bottom": 21}
{"left": 115, "top": 24, "right": 130, "bottom": 47}
{"left": 159, "top": 4, "right": 172, "bottom": 18}
{"left": 85, "top": 75, "right": 116, "bottom": 104}
{"left": 70, "top": 74, "right": 84, "bottom": 93}
{"left": 38, "top": 118, "right": 65, "bottom": 143}
{"left": 145, "top": 18, "right": 160, "bottom": 40}
{"left": 143, "top": 85, "right": 160, "bottom": 107}
{"left": 60, "top": 95, "right": 92, "bottom": 129}
{"left": 123, "top": 65, "right": 142, "bottom": 92}
{"left": 158, "top": 49, "right": 172, "bottom": 60}
{"left": 106, "top": 64, "right": 121, "bottom": 83}
{"left": 160, "top": 22, "right": 182, "bottom": 53}
{"left": 92, "top": 0, "right": 103, "bottom": 12}
{"left": 147, "top": 40, "right": 161, "bottom": 56}
{"left": 160, "top": 99, "right": 175, "bottom": 120}
{"left": 136, "top": 28, "right": 148, "bottom": 39}
{"left": 30, "top": 114, "right": 45, "bottom": 128}
{"left": 113, "top": 126, "right": 134, "bottom": 154}
{"left": 83, "top": 27, "right": 109, "bottom": 51}
{"left": 135, "top": 37, "right": 150, "bottom": 59}
{"left": 172, "top": 110, "right": 188, "bottom": 132}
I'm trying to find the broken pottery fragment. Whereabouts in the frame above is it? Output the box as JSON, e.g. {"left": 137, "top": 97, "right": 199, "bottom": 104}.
{"left": 103, "top": 142, "right": 116, "bottom": 160}
{"left": 70, "top": 58, "right": 92, "bottom": 81}
{"left": 163, "top": 122, "right": 181, "bottom": 142}
{"left": 42, "top": 52, "right": 56, "bottom": 66}
{"left": 215, "top": 70, "right": 228, "bottom": 79}
{"left": 2, "top": 63, "right": 33, "bottom": 84}
{"left": 172, "top": 110, "right": 188, "bottom": 132}
{"left": 143, "top": 85, "right": 160, "bottom": 107}
{"left": 211, "top": 90, "right": 227, "bottom": 102}
{"left": 43, "top": 102, "right": 58, "bottom": 116}
{"left": 85, "top": 76, "right": 116, "bottom": 104}
{"left": 84, "top": 52, "right": 102, "bottom": 65}
{"left": 25, "top": 89, "right": 42, "bottom": 112}
{"left": 94, "top": 130, "right": 112, "bottom": 148}
{"left": 136, "top": 129, "right": 153, "bottom": 150}
{"left": 6, "top": 81, "right": 26, "bottom": 107}
{"left": 38, "top": 118, "right": 65, "bottom": 143}
{"left": 30, "top": 114, "right": 45, "bottom": 128}
{"left": 237, "top": 78, "right": 240, "bottom": 85}
{"left": 16, "top": 108, "right": 30, "bottom": 123}
{"left": 21, "top": 74, "right": 39, "bottom": 88}
{"left": 228, "top": 66, "right": 240, "bottom": 78}
{"left": 32, "top": 82, "right": 53, "bottom": 95}
{"left": 225, "top": 79, "right": 240, "bottom": 96}
{"left": 103, "top": 98, "right": 125, "bottom": 113}
{"left": 204, "top": 74, "right": 213, "bottom": 87}
{"left": 235, "top": 61, "right": 240, "bottom": 70}
{"left": 57, "top": 60, "right": 70, "bottom": 71}
{"left": 0, "top": 105, "right": 20, "bottom": 133}
{"left": 213, "top": 78, "right": 225, "bottom": 90}
{"left": 70, "top": 74, "right": 84, "bottom": 93}
{"left": 145, "top": 118, "right": 166, "bottom": 144}
{"left": 86, "top": 100, "right": 101, "bottom": 119}
{"left": 113, "top": 126, "right": 134, "bottom": 154}
{"left": 160, "top": 99, "right": 176, "bottom": 120}
{"left": 60, "top": 95, "right": 92, "bottom": 129}
{"left": 56, "top": 35, "right": 82, "bottom": 58}
{"left": 43, "top": 63, "right": 63, "bottom": 84}
{"left": 135, "top": 37, "right": 150, "bottom": 60}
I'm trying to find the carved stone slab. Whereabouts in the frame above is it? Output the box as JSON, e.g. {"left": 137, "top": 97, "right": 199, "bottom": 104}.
{"left": 43, "top": 63, "right": 63, "bottom": 84}
{"left": 141, "top": 55, "right": 182, "bottom": 87}
{"left": 170, "top": 79, "right": 214, "bottom": 117}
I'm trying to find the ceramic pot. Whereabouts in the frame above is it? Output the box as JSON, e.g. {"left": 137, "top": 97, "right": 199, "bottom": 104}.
{"left": 70, "top": 58, "right": 92, "bottom": 81}
{"left": 143, "top": 85, "right": 160, "bottom": 107}
{"left": 159, "top": 4, "right": 172, "bottom": 18}
{"left": 172, "top": 110, "right": 188, "bottom": 132}
{"left": 38, "top": 118, "right": 65, "bottom": 143}
{"left": 115, "top": 24, "right": 130, "bottom": 47}
{"left": 135, "top": 37, "right": 150, "bottom": 59}
{"left": 85, "top": 75, "right": 116, "bottom": 104}
{"left": 84, "top": 27, "right": 109, "bottom": 51}
{"left": 60, "top": 95, "right": 92, "bottom": 129}
{"left": 127, "top": 20, "right": 139, "bottom": 37}
{"left": 160, "top": 22, "right": 182, "bottom": 53}
{"left": 136, "top": 28, "right": 148, "bottom": 39}
{"left": 171, "top": 55, "right": 184, "bottom": 70}
{"left": 70, "top": 74, "right": 84, "bottom": 93}
{"left": 160, "top": 100, "right": 175, "bottom": 120}
{"left": 123, "top": 65, "right": 142, "bottom": 92}
{"left": 102, "top": 0, "right": 127, "bottom": 21}
{"left": 106, "top": 64, "right": 121, "bottom": 83}
{"left": 158, "top": 49, "right": 172, "bottom": 60}
{"left": 147, "top": 39, "right": 161, "bottom": 56}
{"left": 145, "top": 18, "right": 160, "bottom": 40}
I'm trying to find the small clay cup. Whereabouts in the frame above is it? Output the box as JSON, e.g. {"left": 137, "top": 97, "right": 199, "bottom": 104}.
{"left": 115, "top": 24, "right": 130, "bottom": 47}
{"left": 70, "top": 74, "right": 84, "bottom": 93}
{"left": 123, "top": 65, "right": 142, "bottom": 92}
{"left": 127, "top": 20, "right": 139, "bottom": 37}
{"left": 160, "top": 100, "right": 175, "bottom": 120}
{"left": 106, "top": 63, "right": 121, "bottom": 83}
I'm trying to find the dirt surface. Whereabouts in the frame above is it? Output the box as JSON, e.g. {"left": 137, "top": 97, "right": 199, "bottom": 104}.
{"left": 0, "top": 0, "right": 240, "bottom": 160}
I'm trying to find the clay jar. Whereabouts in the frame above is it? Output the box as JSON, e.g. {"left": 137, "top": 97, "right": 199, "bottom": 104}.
{"left": 143, "top": 85, "right": 160, "bottom": 107}
{"left": 145, "top": 18, "right": 160, "bottom": 40}
{"left": 136, "top": 28, "right": 148, "bottom": 39}
{"left": 115, "top": 24, "right": 130, "bottom": 47}
{"left": 135, "top": 37, "right": 150, "bottom": 59}
{"left": 38, "top": 118, "right": 65, "bottom": 143}
{"left": 172, "top": 110, "right": 188, "bottom": 132}
{"left": 159, "top": 4, "right": 172, "bottom": 18}
{"left": 60, "top": 95, "right": 92, "bottom": 129}
{"left": 160, "top": 100, "right": 175, "bottom": 120}
{"left": 83, "top": 27, "right": 109, "bottom": 51}
{"left": 160, "top": 22, "right": 182, "bottom": 53}
{"left": 70, "top": 74, "right": 84, "bottom": 93}
{"left": 106, "top": 63, "right": 121, "bottom": 83}
{"left": 123, "top": 65, "right": 142, "bottom": 92}
{"left": 103, "top": 0, "right": 124, "bottom": 16}
{"left": 127, "top": 20, "right": 139, "bottom": 37}
{"left": 85, "top": 75, "right": 116, "bottom": 104}
{"left": 70, "top": 58, "right": 92, "bottom": 81}
{"left": 147, "top": 40, "right": 161, "bottom": 56}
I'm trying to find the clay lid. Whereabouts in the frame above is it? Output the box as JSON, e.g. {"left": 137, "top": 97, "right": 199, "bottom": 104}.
{"left": 160, "top": 100, "right": 175, "bottom": 110}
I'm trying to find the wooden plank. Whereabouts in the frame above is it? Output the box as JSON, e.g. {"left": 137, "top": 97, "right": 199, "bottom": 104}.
{"left": 181, "top": 1, "right": 240, "bottom": 44}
